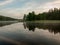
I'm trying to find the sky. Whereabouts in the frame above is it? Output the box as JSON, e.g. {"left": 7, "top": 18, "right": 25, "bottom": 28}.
{"left": 0, "top": 0, "right": 60, "bottom": 19}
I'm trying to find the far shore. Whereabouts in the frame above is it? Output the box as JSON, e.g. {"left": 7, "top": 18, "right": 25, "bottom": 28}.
{"left": 0, "top": 21, "right": 19, "bottom": 23}
{"left": 0, "top": 20, "right": 60, "bottom": 23}
{"left": 25, "top": 20, "right": 60, "bottom": 23}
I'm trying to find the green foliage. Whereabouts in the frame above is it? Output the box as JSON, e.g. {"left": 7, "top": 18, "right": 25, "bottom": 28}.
{"left": 0, "top": 15, "right": 18, "bottom": 21}
{"left": 25, "top": 8, "right": 60, "bottom": 21}
{"left": 26, "top": 11, "right": 36, "bottom": 21}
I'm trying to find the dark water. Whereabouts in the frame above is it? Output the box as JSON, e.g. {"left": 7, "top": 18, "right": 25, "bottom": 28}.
{"left": 0, "top": 21, "right": 60, "bottom": 45}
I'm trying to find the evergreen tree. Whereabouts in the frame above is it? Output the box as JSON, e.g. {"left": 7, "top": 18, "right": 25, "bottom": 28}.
{"left": 25, "top": 8, "right": 60, "bottom": 21}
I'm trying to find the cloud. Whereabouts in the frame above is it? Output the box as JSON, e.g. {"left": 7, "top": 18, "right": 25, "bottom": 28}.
{"left": 34, "top": 0, "right": 60, "bottom": 13}
{"left": 0, "top": 0, "right": 14, "bottom": 6}
{"left": 0, "top": 0, "right": 60, "bottom": 19}
{"left": 43, "top": 0, "right": 60, "bottom": 8}
{"left": 0, "top": 8, "right": 22, "bottom": 19}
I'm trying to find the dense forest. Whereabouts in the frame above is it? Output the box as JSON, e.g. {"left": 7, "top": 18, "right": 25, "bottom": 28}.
{"left": 0, "top": 15, "right": 19, "bottom": 21}
{"left": 23, "top": 8, "right": 60, "bottom": 21}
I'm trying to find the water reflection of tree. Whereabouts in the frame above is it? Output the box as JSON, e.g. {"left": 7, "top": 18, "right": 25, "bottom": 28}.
{"left": 23, "top": 22, "right": 60, "bottom": 34}
{"left": 0, "top": 22, "right": 16, "bottom": 27}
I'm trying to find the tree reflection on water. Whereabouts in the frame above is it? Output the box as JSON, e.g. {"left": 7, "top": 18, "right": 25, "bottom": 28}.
{"left": 0, "top": 21, "right": 17, "bottom": 27}
{"left": 23, "top": 22, "right": 60, "bottom": 34}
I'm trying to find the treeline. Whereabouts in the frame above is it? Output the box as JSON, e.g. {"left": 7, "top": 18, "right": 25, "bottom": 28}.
{"left": 23, "top": 8, "right": 60, "bottom": 21}
{"left": 0, "top": 15, "right": 18, "bottom": 21}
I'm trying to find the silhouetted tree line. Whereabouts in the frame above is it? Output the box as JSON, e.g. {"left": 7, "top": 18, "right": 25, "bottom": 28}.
{"left": 0, "top": 15, "right": 19, "bottom": 21}
{"left": 23, "top": 8, "right": 60, "bottom": 21}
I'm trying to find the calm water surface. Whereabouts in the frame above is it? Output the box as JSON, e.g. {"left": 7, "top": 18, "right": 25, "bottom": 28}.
{"left": 0, "top": 21, "right": 60, "bottom": 45}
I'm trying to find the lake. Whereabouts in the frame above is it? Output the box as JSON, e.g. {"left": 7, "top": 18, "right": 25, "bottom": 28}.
{"left": 0, "top": 21, "right": 60, "bottom": 45}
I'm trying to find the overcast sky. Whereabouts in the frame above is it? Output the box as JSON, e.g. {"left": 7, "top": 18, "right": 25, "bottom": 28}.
{"left": 0, "top": 0, "right": 60, "bottom": 19}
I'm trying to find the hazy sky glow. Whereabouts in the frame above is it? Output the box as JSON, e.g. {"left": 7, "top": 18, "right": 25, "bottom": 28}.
{"left": 0, "top": 0, "right": 60, "bottom": 19}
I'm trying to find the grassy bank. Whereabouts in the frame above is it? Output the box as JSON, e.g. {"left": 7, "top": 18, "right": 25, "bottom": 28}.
{"left": 26, "top": 20, "right": 60, "bottom": 23}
